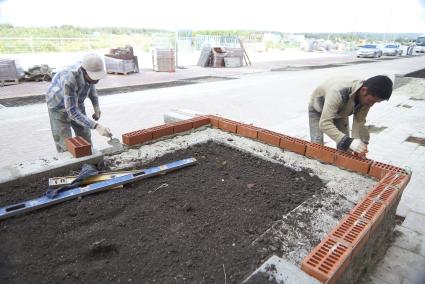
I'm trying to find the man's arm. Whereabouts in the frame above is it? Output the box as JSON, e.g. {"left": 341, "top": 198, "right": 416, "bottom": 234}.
{"left": 88, "top": 85, "right": 101, "bottom": 119}
{"left": 319, "top": 90, "right": 353, "bottom": 150}
{"left": 88, "top": 85, "right": 99, "bottom": 109}
{"left": 64, "top": 82, "right": 97, "bottom": 129}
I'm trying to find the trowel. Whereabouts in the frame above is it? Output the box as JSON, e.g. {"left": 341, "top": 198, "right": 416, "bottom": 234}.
{"left": 92, "top": 113, "right": 124, "bottom": 153}
{"left": 107, "top": 134, "right": 125, "bottom": 152}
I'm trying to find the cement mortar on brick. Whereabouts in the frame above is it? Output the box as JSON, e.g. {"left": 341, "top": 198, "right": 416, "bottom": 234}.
{"left": 104, "top": 127, "right": 377, "bottom": 272}
{"left": 243, "top": 255, "right": 321, "bottom": 284}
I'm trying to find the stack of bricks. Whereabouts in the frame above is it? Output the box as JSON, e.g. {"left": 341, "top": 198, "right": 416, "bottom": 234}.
{"left": 122, "top": 116, "right": 210, "bottom": 146}
{"left": 152, "top": 48, "right": 175, "bottom": 72}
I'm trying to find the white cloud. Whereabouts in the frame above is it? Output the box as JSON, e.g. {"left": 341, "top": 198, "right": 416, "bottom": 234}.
{"left": 1, "top": 0, "right": 425, "bottom": 33}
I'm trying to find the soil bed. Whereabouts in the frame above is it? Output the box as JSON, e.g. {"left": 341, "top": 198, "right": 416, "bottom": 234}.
{"left": 0, "top": 142, "right": 324, "bottom": 283}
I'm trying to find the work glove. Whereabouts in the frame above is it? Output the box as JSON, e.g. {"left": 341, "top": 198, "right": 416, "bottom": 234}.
{"left": 92, "top": 106, "right": 101, "bottom": 121}
{"left": 349, "top": 139, "right": 368, "bottom": 154}
{"left": 95, "top": 123, "right": 112, "bottom": 138}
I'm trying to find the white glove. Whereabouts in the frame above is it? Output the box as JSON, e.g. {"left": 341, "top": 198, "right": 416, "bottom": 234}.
{"left": 92, "top": 106, "right": 101, "bottom": 121}
{"left": 95, "top": 123, "right": 112, "bottom": 138}
{"left": 349, "top": 139, "right": 368, "bottom": 154}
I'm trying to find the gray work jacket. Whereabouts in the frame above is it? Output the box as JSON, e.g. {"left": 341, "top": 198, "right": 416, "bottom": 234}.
{"left": 309, "top": 77, "right": 370, "bottom": 149}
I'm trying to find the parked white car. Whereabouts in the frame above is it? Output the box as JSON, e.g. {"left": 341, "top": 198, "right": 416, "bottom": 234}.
{"left": 382, "top": 44, "right": 402, "bottom": 56}
{"left": 356, "top": 44, "right": 382, "bottom": 58}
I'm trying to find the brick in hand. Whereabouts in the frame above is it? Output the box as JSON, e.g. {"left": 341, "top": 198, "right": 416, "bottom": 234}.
{"left": 65, "top": 136, "right": 92, "bottom": 158}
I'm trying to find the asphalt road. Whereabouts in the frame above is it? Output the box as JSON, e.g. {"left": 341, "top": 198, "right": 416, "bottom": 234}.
{"left": 0, "top": 55, "right": 424, "bottom": 168}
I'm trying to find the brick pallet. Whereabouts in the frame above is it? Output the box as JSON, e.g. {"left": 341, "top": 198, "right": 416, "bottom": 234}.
{"left": 152, "top": 48, "right": 175, "bottom": 72}
{"left": 196, "top": 47, "right": 244, "bottom": 68}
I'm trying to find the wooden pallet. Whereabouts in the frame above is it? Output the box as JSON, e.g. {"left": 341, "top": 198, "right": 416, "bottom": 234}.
{"left": 107, "top": 71, "right": 131, "bottom": 75}
{"left": 0, "top": 79, "right": 19, "bottom": 86}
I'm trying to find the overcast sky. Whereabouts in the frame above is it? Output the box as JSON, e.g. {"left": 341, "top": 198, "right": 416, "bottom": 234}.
{"left": 1, "top": 0, "right": 425, "bottom": 33}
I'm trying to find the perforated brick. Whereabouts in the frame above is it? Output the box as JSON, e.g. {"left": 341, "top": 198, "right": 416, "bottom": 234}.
{"left": 237, "top": 124, "right": 259, "bottom": 139}
{"left": 189, "top": 116, "right": 211, "bottom": 128}
{"left": 334, "top": 151, "right": 372, "bottom": 174}
{"left": 329, "top": 214, "right": 371, "bottom": 257}
{"left": 301, "top": 237, "right": 351, "bottom": 284}
{"left": 257, "top": 130, "right": 281, "bottom": 146}
{"left": 379, "top": 171, "right": 411, "bottom": 190}
{"left": 350, "top": 198, "right": 386, "bottom": 232}
{"left": 218, "top": 118, "right": 239, "bottom": 133}
{"left": 122, "top": 130, "right": 153, "bottom": 146}
{"left": 65, "top": 136, "right": 92, "bottom": 158}
{"left": 208, "top": 115, "right": 220, "bottom": 128}
{"left": 148, "top": 125, "right": 174, "bottom": 139}
{"left": 369, "top": 161, "right": 409, "bottom": 180}
{"left": 366, "top": 182, "right": 398, "bottom": 210}
{"left": 170, "top": 120, "right": 193, "bottom": 133}
{"left": 305, "top": 143, "right": 336, "bottom": 164}
{"left": 279, "top": 135, "right": 307, "bottom": 155}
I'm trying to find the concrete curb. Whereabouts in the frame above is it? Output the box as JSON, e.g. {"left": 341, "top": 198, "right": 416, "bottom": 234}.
{"left": 0, "top": 150, "right": 103, "bottom": 188}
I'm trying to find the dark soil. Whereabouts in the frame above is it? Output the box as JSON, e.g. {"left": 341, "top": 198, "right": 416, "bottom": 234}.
{"left": 406, "top": 68, "right": 425, "bottom": 78}
{"left": 0, "top": 142, "right": 324, "bottom": 283}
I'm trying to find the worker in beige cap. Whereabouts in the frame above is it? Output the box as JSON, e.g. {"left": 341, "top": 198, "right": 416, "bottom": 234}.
{"left": 45, "top": 53, "right": 112, "bottom": 152}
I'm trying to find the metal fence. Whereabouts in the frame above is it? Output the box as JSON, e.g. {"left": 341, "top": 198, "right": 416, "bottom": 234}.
{"left": 0, "top": 35, "right": 249, "bottom": 54}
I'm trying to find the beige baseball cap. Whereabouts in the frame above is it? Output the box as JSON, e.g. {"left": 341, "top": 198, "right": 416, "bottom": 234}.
{"left": 81, "top": 53, "right": 107, "bottom": 81}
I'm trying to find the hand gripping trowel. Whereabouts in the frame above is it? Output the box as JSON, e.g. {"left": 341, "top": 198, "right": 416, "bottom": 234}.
{"left": 92, "top": 113, "right": 125, "bottom": 153}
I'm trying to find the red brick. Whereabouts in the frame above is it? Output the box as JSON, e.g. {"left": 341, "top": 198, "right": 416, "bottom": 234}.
{"left": 65, "top": 136, "right": 92, "bottom": 158}
{"left": 350, "top": 197, "right": 386, "bottom": 232}
{"left": 170, "top": 120, "right": 193, "bottom": 133}
{"left": 334, "top": 151, "right": 372, "bottom": 174}
{"left": 190, "top": 116, "right": 211, "bottom": 128}
{"left": 218, "top": 118, "right": 238, "bottom": 133}
{"left": 279, "top": 135, "right": 307, "bottom": 155}
{"left": 328, "top": 214, "right": 371, "bottom": 257}
{"left": 208, "top": 115, "right": 220, "bottom": 128}
{"left": 366, "top": 182, "right": 398, "bottom": 210}
{"left": 236, "top": 124, "right": 259, "bottom": 139}
{"left": 301, "top": 236, "right": 351, "bottom": 284}
{"left": 305, "top": 143, "right": 336, "bottom": 164}
{"left": 147, "top": 125, "right": 174, "bottom": 139}
{"left": 368, "top": 161, "right": 409, "bottom": 180}
{"left": 379, "top": 171, "right": 411, "bottom": 190}
{"left": 122, "top": 130, "right": 152, "bottom": 146}
{"left": 257, "top": 130, "right": 281, "bottom": 146}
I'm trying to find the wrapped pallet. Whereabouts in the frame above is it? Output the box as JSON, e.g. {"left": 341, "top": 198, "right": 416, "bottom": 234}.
{"left": 104, "top": 56, "right": 138, "bottom": 75}
{"left": 104, "top": 45, "right": 139, "bottom": 74}
{"left": 224, "top": 48, "right": 244, "bottom": 67}
{"left": 152, "top": 48, "right": 175, "bottom": 72}
{"left": 0, "top": 59, "right": 19, "bottom": 86}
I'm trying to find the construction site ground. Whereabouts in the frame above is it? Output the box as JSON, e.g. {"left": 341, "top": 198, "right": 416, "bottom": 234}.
{"left": 1, "top": 50, "right": 425, "bottom": 283}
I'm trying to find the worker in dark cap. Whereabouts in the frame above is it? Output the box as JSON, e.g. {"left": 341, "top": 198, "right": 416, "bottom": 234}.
{"left": 308, "top": 75, "right": 393, "bottom": 154}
